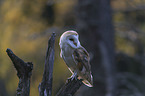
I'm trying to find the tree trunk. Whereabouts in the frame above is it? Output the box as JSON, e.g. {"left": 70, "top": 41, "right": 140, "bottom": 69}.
{"left": 76, "top": 0, "right": 116, "bottom": 96}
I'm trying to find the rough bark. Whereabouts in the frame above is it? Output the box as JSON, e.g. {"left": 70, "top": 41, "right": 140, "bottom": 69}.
{"left": 38, "top": 32, "right": 56, "bottom": 96}
{"left": 6, "top": 48, "right": 33, "bottom": 96}
{"left": 76, "top": 0, "right": 116, "bottom": 96}
{"left": 56, "top": 79, "right": 83, "bottom": 96}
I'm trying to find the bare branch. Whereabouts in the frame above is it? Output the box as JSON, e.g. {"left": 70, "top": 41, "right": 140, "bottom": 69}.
{"left": 6, "top": 48, "right": 33, "bottom": 96}
{"left": 38, "top": 32, "right": 56, "bottom": 96}
{"left": 56, "top": 79, "right": 83, "bottom": 96}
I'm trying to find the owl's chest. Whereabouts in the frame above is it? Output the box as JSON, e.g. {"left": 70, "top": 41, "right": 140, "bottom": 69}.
{"left": 62, "top": 46, "right": 76, "bottom": 69}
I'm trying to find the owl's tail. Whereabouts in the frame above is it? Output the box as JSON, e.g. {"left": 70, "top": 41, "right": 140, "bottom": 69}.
{"left": 81, "top": 74, "right": 93, "bottom": 87}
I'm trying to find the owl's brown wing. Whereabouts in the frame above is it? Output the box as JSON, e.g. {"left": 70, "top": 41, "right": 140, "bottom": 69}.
{"left": 73, "top": 46, "right": 93, "bottom": 87}
{"left": 73, "top": 46, "right": 91, "bottom": 72}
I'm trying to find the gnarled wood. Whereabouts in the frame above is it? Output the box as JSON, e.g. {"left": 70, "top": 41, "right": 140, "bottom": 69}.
{"left": 6, "top": 48, "right": 33, "bottom": 96}
{"left": 56, "top": 79, "right": 83, "bottom": 96}
{"left": 38, "top": 32, "right": 56, "bottom": 96}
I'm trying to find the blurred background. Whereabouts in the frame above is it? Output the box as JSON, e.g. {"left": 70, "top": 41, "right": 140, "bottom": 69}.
{"left": 0, "top": 0, "right": 145, "bottom": 96}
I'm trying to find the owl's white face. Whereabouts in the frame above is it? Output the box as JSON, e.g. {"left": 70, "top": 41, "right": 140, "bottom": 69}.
{"left": 59, "top": 31, "right": 81, "bottom": 49}
{"left": 66, "top": 34, "right": 80, "bottom": 48}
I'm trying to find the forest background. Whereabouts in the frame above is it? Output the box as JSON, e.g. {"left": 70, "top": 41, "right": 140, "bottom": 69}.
{"left": 0, "top": 0, "right": 145, "bottom": 96}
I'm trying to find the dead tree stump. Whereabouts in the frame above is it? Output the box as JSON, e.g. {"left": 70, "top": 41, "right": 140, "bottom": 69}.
{"left": 6, "top": 48, "right": 33, "bottom": 96}
{"left": 38, "top": 32, "right": 56, "bottom": 96}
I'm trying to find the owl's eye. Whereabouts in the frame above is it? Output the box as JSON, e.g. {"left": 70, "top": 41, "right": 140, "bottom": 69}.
{"left": 69, "top": 38, "right": 74, "bottom": 41}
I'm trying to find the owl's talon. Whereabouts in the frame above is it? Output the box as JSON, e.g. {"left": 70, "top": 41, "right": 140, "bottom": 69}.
{"left": 71, "top": 76, "right": 77, "bottom": 81}
{"left": 67, "top": 75, "right": 78, "bottom": 83}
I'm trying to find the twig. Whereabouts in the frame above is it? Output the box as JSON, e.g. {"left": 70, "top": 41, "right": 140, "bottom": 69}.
{"left": 38, "top": 32, "right": 56, "bottom": 96}
{"left": 56, "top": 79, "right": 83, "bottom": 96}
{"left": 6, "top": 48, "right": 33, "bottom": 96}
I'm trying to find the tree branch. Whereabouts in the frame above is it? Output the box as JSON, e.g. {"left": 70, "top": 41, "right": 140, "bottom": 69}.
{"left": 38, "top": 32, "right": 56, "bottom": 96}
{"left": 6, "top": 48, "right": 33, "bottom": 96}
{"left": 56, "top": 79, "right": 83, "bottom": 96}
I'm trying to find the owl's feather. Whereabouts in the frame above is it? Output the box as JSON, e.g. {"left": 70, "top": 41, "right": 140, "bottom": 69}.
{"left": 73, "top": 47, "right": 93, "bottom": 87}
{"left": 73, "top": 47, "right": 90, "bottom": 71}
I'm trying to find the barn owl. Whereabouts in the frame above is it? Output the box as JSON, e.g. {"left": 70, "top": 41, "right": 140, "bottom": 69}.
{"left": 59, "top": 30, "right": 93, "bottom": 87}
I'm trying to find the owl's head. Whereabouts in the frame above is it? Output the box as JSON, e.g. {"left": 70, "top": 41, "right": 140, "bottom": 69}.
{"left": 59, "top": 30, "right": 81, "bottom": 49}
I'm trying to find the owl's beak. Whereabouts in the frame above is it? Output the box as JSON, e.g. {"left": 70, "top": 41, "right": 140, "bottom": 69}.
{"left": 73, "top": 41, "right": 77, "bottom": 46}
